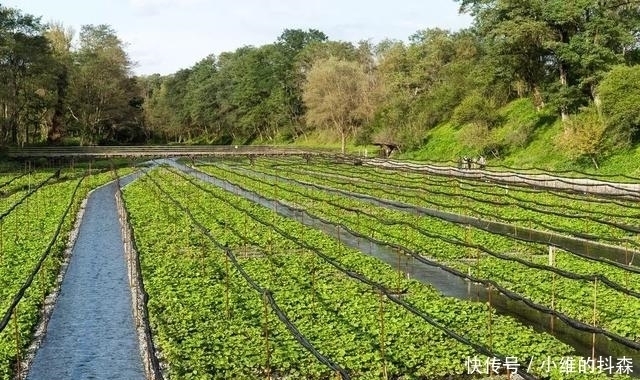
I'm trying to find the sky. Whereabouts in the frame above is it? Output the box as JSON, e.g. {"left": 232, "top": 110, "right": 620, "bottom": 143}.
{"left": 4, "top": 0, "right": 473, "bottom": 76}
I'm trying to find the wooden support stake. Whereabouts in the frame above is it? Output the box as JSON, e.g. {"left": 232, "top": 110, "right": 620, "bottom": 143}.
{"left": 356, "top": 212, "right": 360, "bottom": 249}
{"left": 396, "top": 248, "right": 402, "bottom": 292}
{"left": 487, "top": 285, "right": 493, "bottom": 353}
{"left": 592, "top": 278, "right": 598, "bottom": 361}
{"left": 225, "top": 253, "right": 230, "bottom": 319}
{"left": 378, "top": 293, "right": 388, "bottom": 380}
{"left": 551, "top": 272, "right": 556, "bottom": 332}
{"left": 262, "top": 294, "right": 271, "bottom": 379}
{"left": 467, "top": 267, "right": 472, "bottom": 300}
{"left": 311, "top": 259, "right": 316, "bottom": 312}
{"left": 625, "top": 244, "right": 630, "bottom": 292}
{"left": 14, "top": 306, "right": 21, "bottom": 379}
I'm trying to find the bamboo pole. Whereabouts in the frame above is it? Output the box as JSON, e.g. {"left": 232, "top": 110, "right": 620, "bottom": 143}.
{"left": 262, "top": 294, "right": 271, "bottom": 379}
{"left": 225, "top": 252, "right": 230, "bottom": 319}
{"left": 378, "top": 293, "right": 388, "bottom": 380}
{"left": 14, "top": 306, "right": 21, "bottom": 379}
{"left": 591, "top": 278, "right": 598, "bottom": 361}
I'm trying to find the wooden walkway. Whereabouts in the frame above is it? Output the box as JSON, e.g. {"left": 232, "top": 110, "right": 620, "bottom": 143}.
{"left": 3, "top": 145, "right": 330, "bottom": 158}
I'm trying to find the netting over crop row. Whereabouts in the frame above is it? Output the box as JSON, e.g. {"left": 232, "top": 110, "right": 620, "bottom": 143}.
{"left": 143, "top": 171, "right": 352, "bottom": 379}
{"left": 211, "top": 163, "right": 640, "bottom": 272}
{"left": 161, "top": 164, "right": 553, "bottom": 379}
{"left": 178, "top": 164, "right": 640, "bottom": 354}
{"left": 0, "top": 172, "right": 86, "bottom": 334}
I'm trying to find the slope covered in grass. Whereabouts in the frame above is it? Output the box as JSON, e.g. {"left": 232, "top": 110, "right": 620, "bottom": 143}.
{"left": 401, "top": 99, "right": 640, "bottom": 176}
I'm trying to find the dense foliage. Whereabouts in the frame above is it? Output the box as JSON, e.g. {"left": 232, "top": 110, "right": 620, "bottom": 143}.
{"left": 0, "top": 168, "right": 134, "bottom": 379}
{"left": 195, "top": 159, "right": 640, "bottom": 345}
{"left": 2, "top": 2, "right": 640, "bottom": 164}
{"left": 0, "top": 7, "right": 142, "bottom": 146}
{"left": 125, "top": 167, "right": 606, "bottom": 379}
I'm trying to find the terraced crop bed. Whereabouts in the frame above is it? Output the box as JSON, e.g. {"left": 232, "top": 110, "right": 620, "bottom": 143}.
{"left": 0, "top": 166, "right": 135, "bottom": 379}
{"left": 120, "top": 158, "right": 639, "bottom": 380}
{"left": 2, "top": 157, "right": 638, "bottom": 380}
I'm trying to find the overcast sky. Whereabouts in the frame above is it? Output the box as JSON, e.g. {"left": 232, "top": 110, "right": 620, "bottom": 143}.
{"left": 4, "top": 0, "right": 473, "bottom": 75}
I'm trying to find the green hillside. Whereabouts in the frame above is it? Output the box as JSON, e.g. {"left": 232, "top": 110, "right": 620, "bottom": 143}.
{"left": 401, "top": 99, "right": 640, "bottom": 177}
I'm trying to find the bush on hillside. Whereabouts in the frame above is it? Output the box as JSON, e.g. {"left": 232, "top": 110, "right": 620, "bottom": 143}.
{"left": 556, "top": 106, "right": 611, "bottom": 169}
{"left": 451, "top": 93, "right": 500, "bottom": 130}
{"left": 598, "top": 65, "right": 640, "bottom": 144}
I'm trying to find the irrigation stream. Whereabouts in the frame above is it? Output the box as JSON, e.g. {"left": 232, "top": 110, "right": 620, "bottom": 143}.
{"left": 163, "top": 159, "right": 640, "bottom": 374}
{"left": 27, "top": 174, "right": 145, "bottom": 380}
{"left": 226, "top": 163, "right": 639, "bottom": 268}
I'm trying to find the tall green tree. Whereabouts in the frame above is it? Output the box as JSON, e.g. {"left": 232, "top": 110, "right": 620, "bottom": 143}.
{"left": 275, "top": 29, "right": 328, "bottom": 135}
{"left": 43, "top": 22, "right": 74, "bottom": 143}
{"left": 458, "top": 0, "right": 640, "bottom": 119}
{"left": 68, "top": 24, "right": 139, "bottom": 144}
{"left": 303, "top": 57, "right": 377, "bottom": 153}
{"left": 0, "top": 6, "right": 52, "bottom": 144}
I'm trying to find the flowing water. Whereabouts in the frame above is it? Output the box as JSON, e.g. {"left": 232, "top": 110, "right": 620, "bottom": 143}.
{"left": 166, "top": 159, "right": 640, "bottom": 375}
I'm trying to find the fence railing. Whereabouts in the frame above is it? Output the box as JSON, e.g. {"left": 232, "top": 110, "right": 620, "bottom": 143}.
{"left": 4, "top": 145, "right": 335, "bottom": 158}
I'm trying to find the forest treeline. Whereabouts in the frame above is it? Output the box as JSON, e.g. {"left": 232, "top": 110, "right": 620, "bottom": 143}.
{"left": 2, "top": 1, "right": 640, "bottom": 165}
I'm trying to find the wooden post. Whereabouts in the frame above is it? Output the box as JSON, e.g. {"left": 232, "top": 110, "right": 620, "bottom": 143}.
{"left": 356, "top": 212, "right": 360, "bottom": 249}
{"left": 378, "top": 293, "right": 388, "bottom": 380}
{"left": 625, "top": 243, "right": 630, "bottom": 291}
{"left": 40, "top": 262, "right": 46, "bottom": 305}
{"left": 549, "top": 246, "right": 556, "bottom": 331}
{"left": 467, "top": 267, "right": 472, "bottom": 300}
{"left": 465, "top": 225, "right": 471, "bottom": 263}
{"left": 396, "top": 248, "right": 402, "bottom": 291}
{"left": 273, "top": 175, "right": 278, "bottom": 214}
{"left": 225, "top": 252, "right": 230, "bottom": 319}
{"left": 592, "top": 278, "right": 598, "bottom": 361}
{"left": 244, "top": 213, "right": 248, "bottom": 247}
{"left": 14, "top": 306, "right": 21, "bottom": 379}
{"left": 311, "top": 258, "right": 316, "bottom": 312}
{"left": 262, "top": 294, "right": 271, "bottom": 379}
{"left": 487, "top": 285, "right": 493, "bottom": 352}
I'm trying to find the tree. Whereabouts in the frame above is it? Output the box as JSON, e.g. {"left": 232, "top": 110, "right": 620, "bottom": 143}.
{"left": 371, "top": 29, "right": 485, "bottom": 149}
{"left": 275, "top": 29, "right": 328, "bottom": 135}
{"left": 598, "top": 64, "right": 640, "bottom": 143}
{"left": 68, "top": 24, "right": 138, "bottom": 144}
{"left": 44, "top": 22, "right": 74, "bottom": 143}
{"left": 458, "top": 0, "right": 640, "bottom": 119}
{"left": 0, "top": 6, "right": 53, "bottom": 144}
{"left": 556, "top": 106, "right": 609, "bottom": 168}
{"left": 302, "top": 57, "right": 376, "bottom": 153}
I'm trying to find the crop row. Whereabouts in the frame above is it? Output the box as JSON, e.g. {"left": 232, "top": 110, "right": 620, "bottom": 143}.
{"left": 260, "top": 157, "right": 640, "bottom": 215}
{"left": 242, "top": 158, "right": 640, "bottom": 247}
{"left": 0, "top": 168, "right": 133, "bottom": 379}
{"left": 125, "top": 166, "right": 634, "bottom": 379}
{"left": 193, "top": 163, "right": 640, "bottom": 346}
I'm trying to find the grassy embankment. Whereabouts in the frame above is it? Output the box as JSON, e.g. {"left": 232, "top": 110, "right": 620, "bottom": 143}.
{"left": 401, "top": 99, "right": 640, "bottom": 177}
{"left": 290, "top": 98, "right": 640, "bottom": 177}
